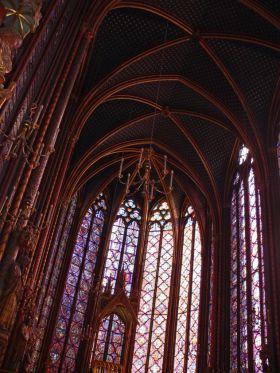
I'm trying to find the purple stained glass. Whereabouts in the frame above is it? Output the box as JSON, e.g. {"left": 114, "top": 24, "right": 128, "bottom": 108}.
{"left": 31, "top": 194, "right": 77, "bottom": 370}
{"left": 93, "top": 314, "right": 125, "bottom": 365}
{"left": 102, "top": 199, "right": 141, "bottom": 294}
{"left": 49, "top": 194, "right": 106, "bottom": 372}
{"left": 230, "top": 146, "right": 268, "bottom": 372}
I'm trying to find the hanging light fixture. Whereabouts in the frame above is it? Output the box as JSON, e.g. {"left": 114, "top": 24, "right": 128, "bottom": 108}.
{"left": 117, "top": 21, "right": 174, "bottom": 201}
{"left": 118, "top": 148, "right": 174, "bottom": 201}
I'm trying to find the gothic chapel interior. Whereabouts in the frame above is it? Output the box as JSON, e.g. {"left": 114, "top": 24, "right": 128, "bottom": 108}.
{"left": 0, "top": 0, "right": 279, "bottom": 372}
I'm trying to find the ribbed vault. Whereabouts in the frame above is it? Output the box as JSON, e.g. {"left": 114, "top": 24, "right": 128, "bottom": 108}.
{"left": 65, "top": 0, "right": 280, "bottom": 221}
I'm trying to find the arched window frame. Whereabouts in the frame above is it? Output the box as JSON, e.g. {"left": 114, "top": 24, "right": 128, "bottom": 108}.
{"left": 229, "top": 145, "right": 268, "bottom": 372}
{"left": 33, "top": 194, "right": 79, "bottom": 371}
{"left": 48, "top": 194, "right": 107, "bottom": 372}
{"left": 173, "top": 204, "right": 203, "bottom": 373}
{"left": 102, "top": 198, "right": 142, "bottom": 295}
{"left": 44, "top": 192, "right": 210, "bottom": 373}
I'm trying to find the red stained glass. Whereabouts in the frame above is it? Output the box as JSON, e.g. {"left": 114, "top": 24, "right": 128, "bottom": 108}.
{"left": 133, "top": 201, "right": 174, "bottom": 373}
{"left": 174, "top": 209, "right": 202, "bottom": 372}
{"left": 230, "top": 147, "right": 268, "bottom": 372}
{"left": 49, "top": 194, "right": 106, "bottom": 372}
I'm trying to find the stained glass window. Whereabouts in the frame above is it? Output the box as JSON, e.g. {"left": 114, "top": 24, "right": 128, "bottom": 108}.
{"left": 49, "top": 194, "right": 106, "bottom": 372}
{"left": 93, "top": 314, "right": 125, "bottom": 365}
{"left": 102, "top": 199, "right": 141, "bottom": 294}
{"left": 174, "top": 206, "right": 202, "bottom": 372}
{"left": 132, "top": 201, "right": 174, "bottom": 372}
{"left": 207, "top": 226, "right": 215, "bottom": 369}
{"left": 32, "top": 194, "right": 78, "bottom": 370}
{"left": 230, "top": 145, "right": 268, "bottom": 372}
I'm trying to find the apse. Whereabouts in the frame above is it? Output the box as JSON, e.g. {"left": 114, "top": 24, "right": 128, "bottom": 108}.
{"left": 0, "top": 1, "right": 279, "bottom": 372}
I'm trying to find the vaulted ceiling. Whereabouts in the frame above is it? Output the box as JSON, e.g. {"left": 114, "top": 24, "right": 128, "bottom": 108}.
{"left": 68, "top": 0, "right": 280, "bottom": 215}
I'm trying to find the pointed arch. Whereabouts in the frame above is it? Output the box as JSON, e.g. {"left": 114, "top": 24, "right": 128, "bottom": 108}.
{"left": 174, "top": 205, "right": 202, "bottom": 372}
{"left": 103, "top": 198, "right": 141, "bottom": 295}
{"left": 49, "top": 194, "right": 107, "bottom": 372}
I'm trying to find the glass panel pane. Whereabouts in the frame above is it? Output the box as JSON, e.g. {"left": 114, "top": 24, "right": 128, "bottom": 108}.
{"left": 230, "top": 147, "right": 268, "bottom": 372}
{"left": 174, "top": 212, "right": 202, "bottom": 373}
{"left": 49, "top": 195, "right": 106, "bottom": 372}
{"left": 133, "top": 201, "right": 174, "bottom": 373}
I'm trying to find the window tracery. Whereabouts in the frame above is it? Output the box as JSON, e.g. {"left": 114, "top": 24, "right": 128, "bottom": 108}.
{"left": 230, "top": 145, "right": 268, "bottom": 372}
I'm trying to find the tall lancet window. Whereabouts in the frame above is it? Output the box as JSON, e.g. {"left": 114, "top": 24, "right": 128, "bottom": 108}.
{"left": 90, "top": 199, "right": 141, "bottom": 367}
{"left": 230, "top": 145, "right": 268, "bottom": 372}
{"left": 102, "top": 199, "right": 141, "bottom": 294}
{"left": 133, "top": 201, "right": 174, "bottom": 372}
{"left": 49, "top": 194, "right": 106, "bottom": 372}
{"left": 32, "top": 194, "right": 78, "bottom": 370}
{"left": 174, "top": 206, "right": 202, "bottom": 372}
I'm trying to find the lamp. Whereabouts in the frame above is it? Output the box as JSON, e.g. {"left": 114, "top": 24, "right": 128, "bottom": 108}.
{"left": 118, "top": 148, "right": 174, "bottom": 201}
{"left": 118, "top": 21, "right": 173, "bottom": 201}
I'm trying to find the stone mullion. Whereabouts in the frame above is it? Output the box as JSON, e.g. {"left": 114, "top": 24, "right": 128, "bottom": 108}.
{"left": 197, "top": 208, "right": 212, "bottom": 372}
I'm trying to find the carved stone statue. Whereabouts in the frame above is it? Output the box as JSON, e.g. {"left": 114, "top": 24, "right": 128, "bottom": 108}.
{"left": 3, "top": 282, "right": 39, "bottom": 372}
{"left": 0, "top": 225, "right": 34, "bottom": 363}
{"left": 0, "top": 257, "right": 22, "bottom": 331}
